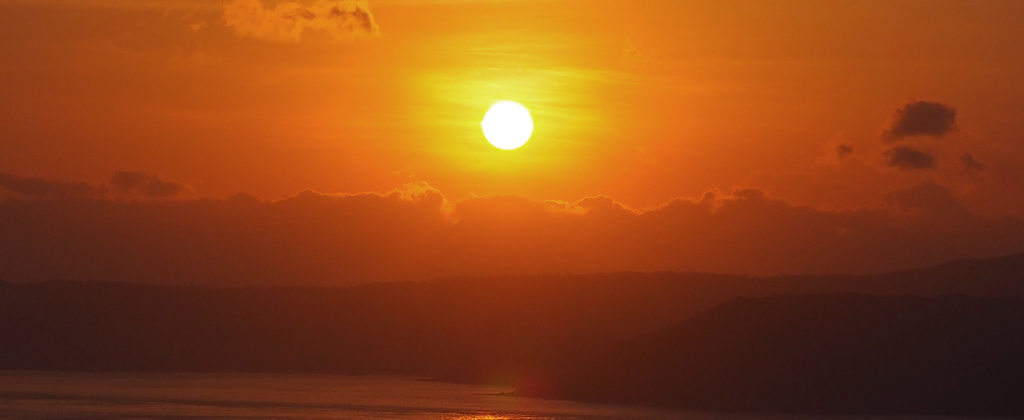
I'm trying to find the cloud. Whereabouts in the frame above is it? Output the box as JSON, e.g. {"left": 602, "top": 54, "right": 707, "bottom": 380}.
{"left": 836, "top": 144, "right": 853, "bottom": 158}
{"left": 884, "top": 181, "right": 971, "bottom": 218}
{"left": 1, "top": 172, "right": 1021, "bottom": 285}
{"left": 883, "top": 101, "right": 957, "bottom": 140}
{"left": 961, "top": 153, "right": 987, "bottom": 175}
{"left": 0, "top": 173, "right": 102, "bottom": 198}
{"left": 732, "top": 188, "right": 765, "bottom": 201}
{"left": 884, "top": 146, "right": 935, "bottom": 170}
{"left": 223, "top": 0, "right": 379, "bottom": 43}
{"left": 109, "top": 171, "right": 191, "bottom": 198}
{"left": 0, "top": 171, "right": 190, "bottom": 200}
{"left": 815, "top": 134, "right": 854, "bottom": 167}
{"left": 574, "top": 195, "right": 632, "bottom": 216}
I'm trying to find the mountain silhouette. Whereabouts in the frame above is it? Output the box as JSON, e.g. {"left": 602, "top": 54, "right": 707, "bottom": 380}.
{"left": 2, "top": 254, "right": 1023, "bottom": 414}
{"left": 517, "top": 294, "right": 1024, "bottom": 416}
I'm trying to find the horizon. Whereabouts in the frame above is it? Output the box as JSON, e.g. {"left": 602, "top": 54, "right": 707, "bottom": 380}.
{"left": 3, "top": 1, "right": 1024, "bottom": 418}
{"left": 5, "top": 251, "right": 1024, "bottom": 288}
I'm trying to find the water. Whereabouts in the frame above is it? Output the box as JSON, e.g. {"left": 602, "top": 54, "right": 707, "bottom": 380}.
{"left": 0, "top": 371, "right": 965, "bottom": 419}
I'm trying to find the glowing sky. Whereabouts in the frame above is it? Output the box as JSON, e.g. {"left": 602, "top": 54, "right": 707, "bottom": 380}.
{"left": 2, "top": 0, "right": 1024, "bottom": 217}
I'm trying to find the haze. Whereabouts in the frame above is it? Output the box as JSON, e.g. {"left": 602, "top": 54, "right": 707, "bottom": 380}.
{"left": 3, "top": 0, "right": 1024, "bottom": 284}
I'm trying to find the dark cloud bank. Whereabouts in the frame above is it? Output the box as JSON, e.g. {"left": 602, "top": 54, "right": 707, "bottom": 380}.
{"left": 0, "top": 171, "right": 190, "bottom": 199}
{"left": 1, "top": 172, "right": 1022, "bottom": 285}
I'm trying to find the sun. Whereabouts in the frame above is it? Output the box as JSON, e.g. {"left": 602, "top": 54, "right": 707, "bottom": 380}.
{"left": 481, "top": 100, "right": 533, "bottom": 150}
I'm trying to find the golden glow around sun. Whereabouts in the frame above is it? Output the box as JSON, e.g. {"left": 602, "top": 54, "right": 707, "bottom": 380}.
{"left": 481, "top": 101, "right": 533, "bottom": 150}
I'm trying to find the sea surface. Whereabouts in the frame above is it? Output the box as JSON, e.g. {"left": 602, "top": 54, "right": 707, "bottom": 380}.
{"left": 0, "top": 371, "right": 974, "bottom": 419}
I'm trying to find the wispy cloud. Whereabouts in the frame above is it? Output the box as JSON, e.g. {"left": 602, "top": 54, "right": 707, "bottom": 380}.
{"left": 0, "top": 171, "right": 191, "bottom": 200}
{"left": 883, "top": 146, "right": 935, "bottom": 171}
{"left": 223, "top": 0, "right": 379, "bottom": 43}
{"left": 961, "top": 153, "right": 987, "bottom": 175}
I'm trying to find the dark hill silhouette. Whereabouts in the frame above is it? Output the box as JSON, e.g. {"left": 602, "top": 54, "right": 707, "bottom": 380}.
{"left": 518, "top": 294, "right": 1024, "bottom": 416}
{"left": 0, "top": 272, "right": 758, "bottom": 381}
{"left": 1, "top": 254, "right": 1023, "bottom": 414}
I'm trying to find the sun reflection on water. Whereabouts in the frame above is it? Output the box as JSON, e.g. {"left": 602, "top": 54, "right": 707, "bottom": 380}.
{"left": 446, "top": 415, "right": 557, "bottom": 420}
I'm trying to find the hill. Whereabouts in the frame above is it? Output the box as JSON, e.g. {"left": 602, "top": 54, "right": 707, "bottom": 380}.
{"left": 1, "top": 254, "right": 1023, "bottom": 414}
{"left": 518, "top": 294, "right": 1024, "bottom": 416}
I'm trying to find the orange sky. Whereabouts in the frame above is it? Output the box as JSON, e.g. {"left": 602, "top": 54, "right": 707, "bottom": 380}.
{"left": 2, "top": 1, "right": 1024, "bottom": 283}
{"left": 3, "top": 0, "right": 1024, "bottom": 214}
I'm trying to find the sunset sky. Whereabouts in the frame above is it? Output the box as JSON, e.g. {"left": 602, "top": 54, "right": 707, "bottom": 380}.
{"left": 2, "top": 0, "right": 1024, "bottom": 283}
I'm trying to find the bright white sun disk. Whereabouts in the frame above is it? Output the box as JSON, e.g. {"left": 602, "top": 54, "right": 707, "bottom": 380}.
{"left": 481, "top": 101, "right": 533, "bottom": 150}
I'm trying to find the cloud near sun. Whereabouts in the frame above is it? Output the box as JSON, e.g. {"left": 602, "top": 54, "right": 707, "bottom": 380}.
{"left": 223, "top": 0, "right": 379, "bottom": 42}
{"left": 1, "top": 172, "right": 1022, "bottom": 285}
